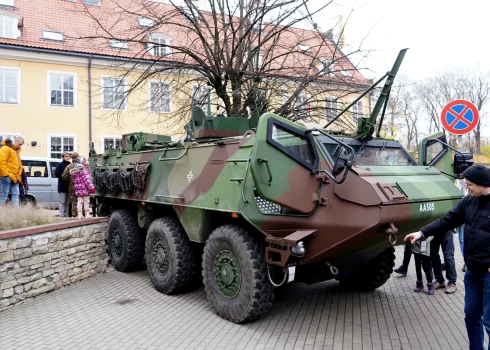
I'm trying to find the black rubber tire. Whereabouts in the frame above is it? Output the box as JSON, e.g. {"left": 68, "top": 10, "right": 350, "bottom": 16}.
{"left": 202, "top": 225, "right": 274, "bottom": 323}
{"left": 145, "top": 217, "right": 199, "bottom": 294}
{"left": 107, "top": 209, "right": 145, "bottom": 272}
{"left": 339, "top": 247, "right": 395, "bottom": 292}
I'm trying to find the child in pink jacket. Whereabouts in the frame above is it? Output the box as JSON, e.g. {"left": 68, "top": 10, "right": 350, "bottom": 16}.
{"left": 70, "top": 156, "right": 95, "bottom": 219}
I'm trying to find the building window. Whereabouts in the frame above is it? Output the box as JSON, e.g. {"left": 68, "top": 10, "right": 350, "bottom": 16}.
{"left": 49, "top": 136, "right": 75, "bottom": 159}
{"left": 191, "top": 85, "right": 211, "bottom": 110}
{"left": 182, "top": 7, "right": 200, "bottom": 24}
{"left": 149, "top": 81, "right": 171, "bottom": 113}
{"left": 0, "top": 0, "right": 14, "bottom": 7}
{"left": 0, "top": 13, "right": 20, "bottom": 39}
{"left": 325, "top": 97, "right": 337, "bottom": 121}
{"left": 102, "top": 77, "right": 126, "bottom": 110}
{"left": 294, "top": 94, "right": 311, "bottom": 122}
{"left": 341, "top": 70, "right": 353, "bottom": 77}
{"left": 49, "top": 72, "right": 75, "bottom": 107}
{"left": 0, "top": 133, "right": 19, "bottom": 143}
{"left": 316, "top": 58, "right": 334, "bottom": 77}
{"left": 352, "top": 100, "right": 363, "bottom": 123}
{"left": 298, "top": 43, "right": 310, "bottom": 52}
{"left": 138, "top": 16, "right": 154, "bottom": 27}
{"left": 0, "top": 67, "right": 19, "bottom": 104}
{"left": 42, "top": 30, "right": 63, "bottom": 41}
{"left": 101, "top": 136, "right": 122, "bottom": 153}
{"left": 82, "top": 0, "right": 100, "bottom": 6}
{"left": 252, "top": 50, "right": 263, "bottom": 69}
{"left": 149, "top": 34, "right": 171, "bottom": 57}
{"left": 109, "top": 40, "right": 128, "bottom": 49}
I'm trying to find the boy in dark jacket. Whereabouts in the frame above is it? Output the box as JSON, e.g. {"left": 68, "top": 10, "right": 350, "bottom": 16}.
{"left": 405, "top": 165, "right": 490, "bottom": 350}
{"left": 55, "top": 152, "right": 72, "bottom": 217}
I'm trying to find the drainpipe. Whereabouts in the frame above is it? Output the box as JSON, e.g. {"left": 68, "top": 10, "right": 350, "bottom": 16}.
{"left": 88, "top": 57, "right": 93, "bottom": 153}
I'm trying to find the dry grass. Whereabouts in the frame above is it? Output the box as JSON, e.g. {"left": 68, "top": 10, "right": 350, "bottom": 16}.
{"left": 0, "top": 205, "right": 65, "bottom": 231}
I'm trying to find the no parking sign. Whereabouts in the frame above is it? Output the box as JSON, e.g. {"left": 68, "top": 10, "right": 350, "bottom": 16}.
{"left": 440, "top": 99, "right": 479, "bottom": 135}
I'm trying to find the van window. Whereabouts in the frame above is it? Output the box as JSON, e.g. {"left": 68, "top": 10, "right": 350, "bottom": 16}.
{"left": 22, "top": 160, "right": 48, "bottom": 177}
{"left": 50, "top": 161, "right": 60, "bottom": 178}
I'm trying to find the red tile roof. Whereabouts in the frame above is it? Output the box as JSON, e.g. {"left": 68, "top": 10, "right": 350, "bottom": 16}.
{"left": 0, "top": 0, "right": 370, "bottom": 86}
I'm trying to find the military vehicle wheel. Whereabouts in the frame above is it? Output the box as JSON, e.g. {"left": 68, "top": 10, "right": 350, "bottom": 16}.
{"left": 145, "top": 217, "right": 199, "bottom": 294}
{"left": 339, "top": 247, "right": 395, "bottom": 292}
{"left": 202, "top": 225, "right": 274, "bottom": 323}
{"left": 107, "top": 209, "right": 145, "bottom": 272}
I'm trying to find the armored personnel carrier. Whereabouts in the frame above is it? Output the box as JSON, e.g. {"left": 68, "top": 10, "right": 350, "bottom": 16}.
{"left": 90, "top": 49, "right": 474, "bottom": 323}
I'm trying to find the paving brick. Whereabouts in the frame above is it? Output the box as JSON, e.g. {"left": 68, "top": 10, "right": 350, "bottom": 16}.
{"left": 0, "top": 244, "right": 482, "bottom": 349}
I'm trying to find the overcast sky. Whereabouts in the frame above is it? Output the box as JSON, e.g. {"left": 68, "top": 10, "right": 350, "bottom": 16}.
{"left": 308, "top": 0, "right": 490, "bottom": 82}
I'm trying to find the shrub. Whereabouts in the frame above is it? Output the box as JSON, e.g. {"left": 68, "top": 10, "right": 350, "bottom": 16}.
{"left": 0, "top": 205, "right": 65, "bottom": 231}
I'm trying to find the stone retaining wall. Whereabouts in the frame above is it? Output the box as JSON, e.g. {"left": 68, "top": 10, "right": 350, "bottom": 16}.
{"left": 0, "top": 218, "right": 109, "bottom": 311}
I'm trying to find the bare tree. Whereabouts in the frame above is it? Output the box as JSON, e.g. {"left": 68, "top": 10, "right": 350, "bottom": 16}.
{"left": 415, "top": 67, "right": 490, "bottom": 153}
{"left": 67, "top": 0, "right": 370, "bottom": 130}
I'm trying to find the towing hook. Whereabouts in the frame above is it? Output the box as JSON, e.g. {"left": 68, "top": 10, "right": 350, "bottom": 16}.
{"left": 384, "top": 223, "right": 398, "bottom": 246}
{"left": 325, "top": 261, "right": 339, "bottom": 276}
{"left": 267, "top": 266, "right": 288, "bottom": 287}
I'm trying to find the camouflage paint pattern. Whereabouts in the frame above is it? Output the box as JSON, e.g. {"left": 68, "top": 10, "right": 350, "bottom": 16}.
{"left": 90, "top": 110, "right": 464, "bottom": 269}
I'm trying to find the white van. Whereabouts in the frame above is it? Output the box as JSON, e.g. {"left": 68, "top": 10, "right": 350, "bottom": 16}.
{"left": 22, "top": 157, "right": 61, "bottom": 208}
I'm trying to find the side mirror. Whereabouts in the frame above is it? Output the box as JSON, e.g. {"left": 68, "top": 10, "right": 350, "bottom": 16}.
{"left": 453, "top": 153, "right": 474, "bottom": 174}
{"left": 332, "top": 148, "right": 351, "bottom": 176}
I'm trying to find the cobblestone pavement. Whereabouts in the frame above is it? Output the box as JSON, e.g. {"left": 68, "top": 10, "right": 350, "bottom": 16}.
{"left": 0, "top": 241, "right": 473, "bottom": 350}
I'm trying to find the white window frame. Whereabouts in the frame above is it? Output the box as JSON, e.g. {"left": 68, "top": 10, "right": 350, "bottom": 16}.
{"left": 101, "top": 76, "right": 127, "bottom": 111}
{"left": 191, "top": 84, "right": 212, "bottom": 111}
{"left": 325, "top": 97, "right": 338, "bottom": 122}
{"left": 47, "top": 71, "right": 77, "bottom": 108}
{"left": 0, "top": 1, "right": 14, "bottom": 7}
{"left": 148, "top": 80, "right": 172, "bottom": 113}
{"left": 47, "top": 134, "right": 77, "bottom": 159}
{"left": 252, "top": 50, "right": 263, "bottom": 69}
{"left": 109, "top": 40, "right": 128, "bottom": 49}
{"left": 298, "top": 43, "right": 310, "bottom": 52}
{"left": 294, "top": 94, "right": 311, "bottom": 122}
{"left": 0, "top": 132, "right": 20, "bottom": 144}
{"left": 341, "top": 69, "right": 353, "bottom": 77}
{"left": 181, "top": 6, "right": 200, "bottom": 24}
{"left": 0, "top": 11, "right": 21, "bottom": 39}
{"left": 352, "top": 100, "right": 363, "bottom": 123}
{"left": 148, "top": 34, "right": 172, "bottom": 57}
{"left": 82, "top": 0, "right": 100, "bottom": 6}
{"left": 42, "top": 30, "right": 63, "bottom": 41}
{"left": 100, "top": 135, "right": 122, "bottom": 153}
{"left": 0, "top": 66, "right": 20, "bottom": 105}
{"left": 138, "top": 16, "right": 154, "bottom": 27}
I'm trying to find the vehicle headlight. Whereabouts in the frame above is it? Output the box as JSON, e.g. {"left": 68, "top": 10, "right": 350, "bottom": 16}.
{"left": 291, "top": 241, "right": 306, "bottom": 256}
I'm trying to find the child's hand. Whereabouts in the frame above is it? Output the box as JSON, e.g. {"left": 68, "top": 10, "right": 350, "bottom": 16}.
{"left": 91, "top": 188, "right": 96, "bottom": 194}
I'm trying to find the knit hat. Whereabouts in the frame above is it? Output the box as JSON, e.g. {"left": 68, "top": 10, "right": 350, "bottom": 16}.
{"left": 463, "top": 165, "right": 490, "bottom": 187}
{"left": 76, "top": 156, "right": 87, "bottom": 164}
{"left": 70, "top": 152, "right": 79, "bottom": 160}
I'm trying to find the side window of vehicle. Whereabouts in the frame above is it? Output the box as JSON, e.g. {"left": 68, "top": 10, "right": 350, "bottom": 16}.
{"left": 267, "top": 120, "right": 318, "bottom": 171}
{"left": 22, "top": 161, "right": 48, "bottom": 177}
{"left": 426, "top": 142, "right": 444, "bottom": 165}
{"left": 50, "top": 162, "right": 60, "bottom": 178}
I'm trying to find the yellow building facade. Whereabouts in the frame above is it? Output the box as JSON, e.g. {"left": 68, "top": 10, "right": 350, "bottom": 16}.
{"left": 0, "top": 47, "right": 370, "bottom": 159}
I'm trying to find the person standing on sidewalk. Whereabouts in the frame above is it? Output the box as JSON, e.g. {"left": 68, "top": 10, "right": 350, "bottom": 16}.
{"left": 394, "top": 242, "right": 412, "bottom": 276}
{"left": 55, "top": 152, "right": 72, "bottom": 217}
{"left": 62, "top": 152, "right": 79, "bottom": 218}
{"left": 0, "top": 137, "right": 24, "bottom": 206}
{"left": 430, "top": 230, "right": 458, "bottom": 294}
{"left": 404, "top": 164, "right": 490, "bottom": 350}
{"left": 412, "top": 236, "right": 435, "bottom": 295}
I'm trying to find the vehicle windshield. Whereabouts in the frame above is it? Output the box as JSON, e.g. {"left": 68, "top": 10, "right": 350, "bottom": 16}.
{"left": 323, "top": 144, "right": 415, "bottom": 166}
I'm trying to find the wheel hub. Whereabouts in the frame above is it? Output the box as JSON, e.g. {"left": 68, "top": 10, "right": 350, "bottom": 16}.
{"left": 111, "top": 228, "right": 123, "bottom": 257}
{"left": 153, "top": 238, "right": 170, "bottom": 275}
{"left": 214, "top": 250, "right": 241, "bottom": 299}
